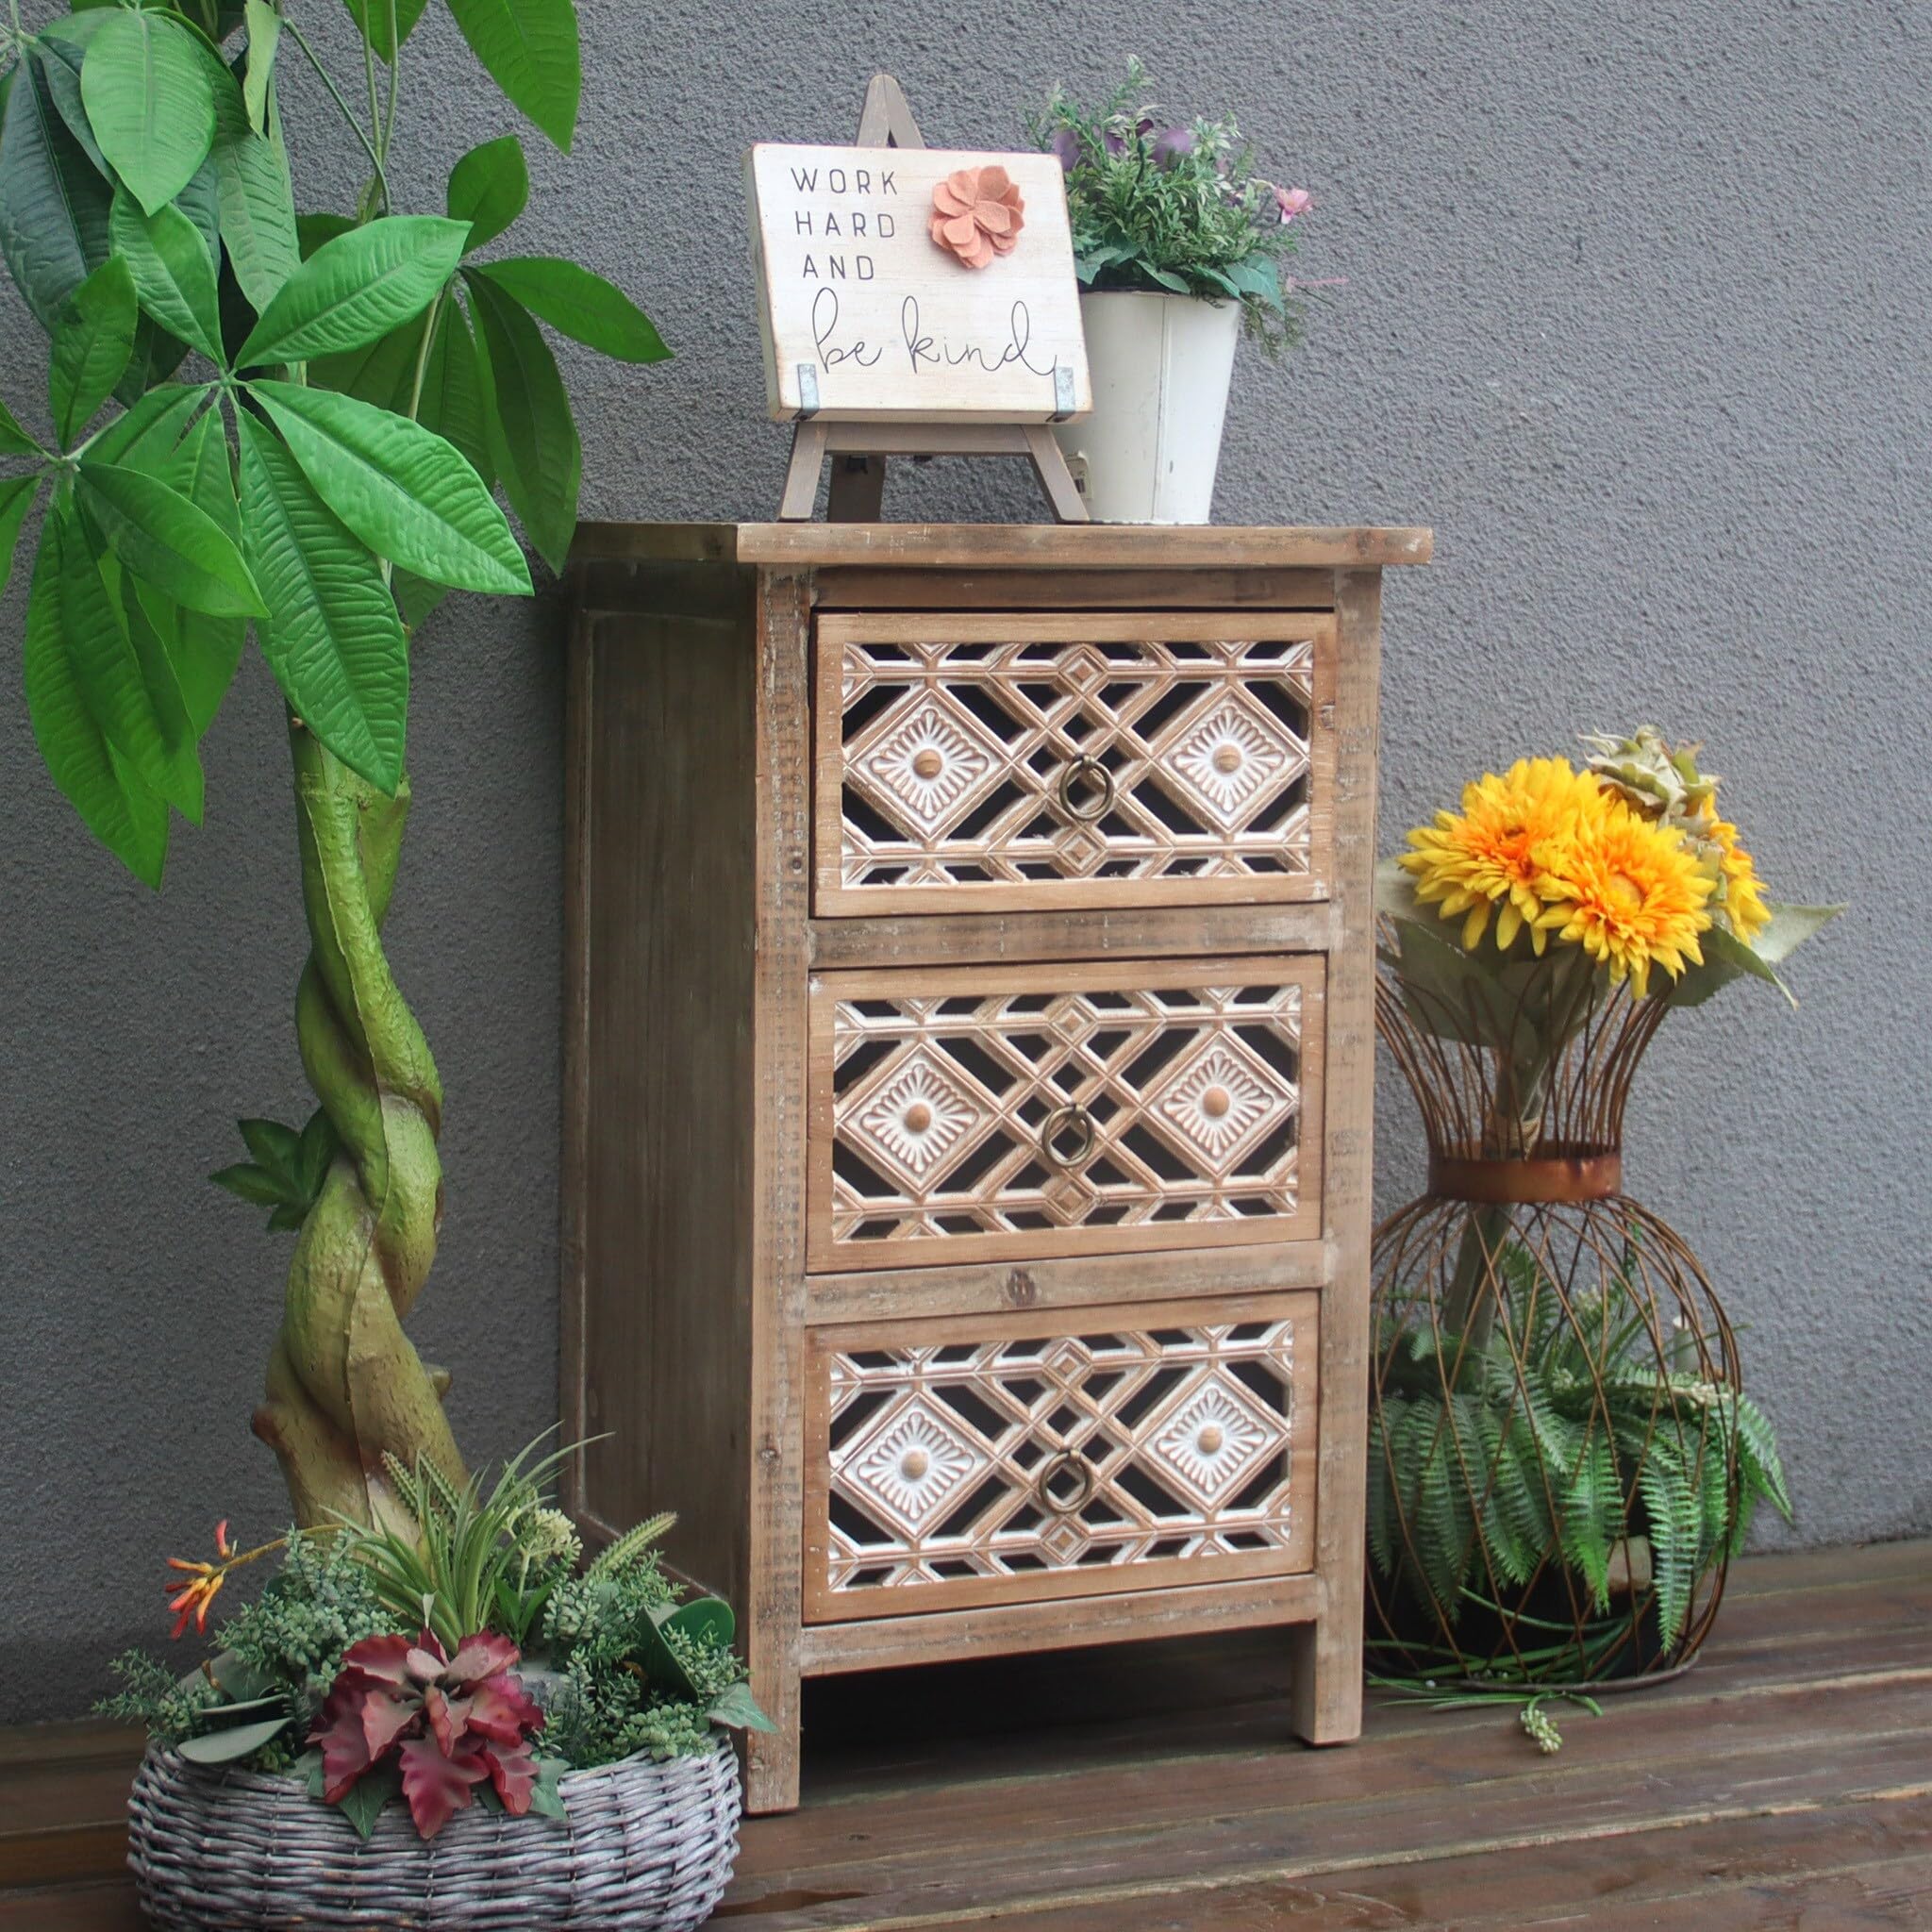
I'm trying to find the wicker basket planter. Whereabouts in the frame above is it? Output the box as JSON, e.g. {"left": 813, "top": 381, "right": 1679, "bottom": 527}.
{"left": 128, "top": 1735, "right": 741, "bottom": 1931}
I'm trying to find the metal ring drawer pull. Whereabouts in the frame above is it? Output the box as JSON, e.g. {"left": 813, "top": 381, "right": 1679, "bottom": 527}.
{"left": 1039, "top": 1102, "right": 1096, "bottom": 1170}
{"left": 1056, "top": 754, "right": 1116, "bottom": 823}
{"left": 1036, "top": 1449, "right": 1096, "bottom": 1516}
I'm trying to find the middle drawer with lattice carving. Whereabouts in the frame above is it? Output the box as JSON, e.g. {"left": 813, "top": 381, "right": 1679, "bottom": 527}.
{"left": 813, "top": 611, "right": 1337, "bottom": 915}
{"left": 807, "top": 957, "right": 1325, "bottom": 1270}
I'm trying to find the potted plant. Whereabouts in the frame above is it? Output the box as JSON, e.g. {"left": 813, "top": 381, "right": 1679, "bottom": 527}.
{"left": 1027, "top": 58, "right": 1313, "bottom": 524}
{"left": 1368, "top": 729, "right": 1837, "bottom": 1718}
{"left": 0, "top": 3, "right": 664, "bottom": 1519}
{"left": 104, "top": 1443, "right": 769, "bottom": 1929}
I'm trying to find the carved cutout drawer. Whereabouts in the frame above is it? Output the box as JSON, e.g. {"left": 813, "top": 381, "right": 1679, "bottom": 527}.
{"left": 808, "top": 956, "right": 1325, "bottom": 1270}
{"left": 804, "top": 1294, "right": 1320, "bottom": 1621}
{"left": 813, "top": 612, "right": 1337, "bottom": 915}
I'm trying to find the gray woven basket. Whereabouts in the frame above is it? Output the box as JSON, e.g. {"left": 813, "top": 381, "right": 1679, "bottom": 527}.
{"left": 127, "top": 1736, "right": 741, "bottom": 1931}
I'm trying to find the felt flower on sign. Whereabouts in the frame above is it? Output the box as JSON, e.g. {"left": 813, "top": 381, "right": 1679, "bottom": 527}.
{"left": 929, "top": 166, "right": 1025, "bottom": 269}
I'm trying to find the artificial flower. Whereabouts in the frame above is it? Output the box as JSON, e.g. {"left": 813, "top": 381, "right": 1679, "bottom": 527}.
{"left": 1274, "top": 186, "right": 1313, "bottom": 223}
{"left": 1707, "top": 815, "right": 1772, "bottom": 944}
{"left": 1400, "top": 757, "right": 1606, "bottom": 953}
{"left": 1151, "top": 125, "right": 1196, "bottom": 169}
{"left": 1536, "top": 796, "right": 1715, "bottom": 998}
{"left": 929, "top": 167, "right": 1025, "bottom": 269}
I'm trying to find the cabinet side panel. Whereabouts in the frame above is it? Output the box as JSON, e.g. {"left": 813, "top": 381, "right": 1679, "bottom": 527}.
{"left": 574, "top": 593, "right": 757, "bottom": 1614}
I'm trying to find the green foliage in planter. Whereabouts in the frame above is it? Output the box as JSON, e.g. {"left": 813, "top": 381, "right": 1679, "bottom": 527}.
{"left": 541, "top": 1534, "right": 774, "bottom": 1767}
{"left": 1370, "top": 1241, "right": 1792, "bottom": 1657}
{"left": 341, "top": 1436, "right": 584, "bottom": 1651}
{"left": 1025, "top": 58, "right": 1312, "bottom": 353}
{"left": 98, "top": 1526, "right": 388, "bottom": 1766}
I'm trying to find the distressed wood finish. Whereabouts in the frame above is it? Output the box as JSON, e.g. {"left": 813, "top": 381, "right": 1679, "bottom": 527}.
{"left": 564, "top": 524, "right": 1424, "bottom": 1812}
{"left": 803, "top": 1293, "right": 1320, "bottom": 1621}
{"left": 814, "top": 611, "right": 1336, "bottom": 915}
{"left": 21, "top": 1546, "right": 1931, "bottom": 1930}
{"left": 808, "top": 956, "right": 1326, "bottom": 1269}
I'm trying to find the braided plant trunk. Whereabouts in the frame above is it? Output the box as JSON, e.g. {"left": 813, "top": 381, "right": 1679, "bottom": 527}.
{"left": 251, "top": 719, "right": 463, "bottom": 1528}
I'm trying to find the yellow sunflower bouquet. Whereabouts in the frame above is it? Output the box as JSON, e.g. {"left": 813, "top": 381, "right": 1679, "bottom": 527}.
{"left": 1379, "top": 727, "right": 1837, "bottom": 1049}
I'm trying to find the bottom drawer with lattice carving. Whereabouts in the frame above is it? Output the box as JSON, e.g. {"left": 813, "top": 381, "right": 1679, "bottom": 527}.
{"left": 803, "top": 1294, "right": 1319, "bottom": 1621}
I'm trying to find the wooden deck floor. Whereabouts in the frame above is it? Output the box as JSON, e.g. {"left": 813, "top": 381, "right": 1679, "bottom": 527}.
{"left": 5, "top": 1539, "right": 1928, "bottom": 1929}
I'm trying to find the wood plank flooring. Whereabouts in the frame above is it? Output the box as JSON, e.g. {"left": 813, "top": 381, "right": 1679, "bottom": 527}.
{"left": 5, "top": 1539, "right": 1927, "bottom": 1929}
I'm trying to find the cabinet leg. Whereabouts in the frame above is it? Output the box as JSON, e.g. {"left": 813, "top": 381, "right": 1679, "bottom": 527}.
{"left": 745, "top": 1700, "right": 802, "bottom": 1813}
{"left": 1289, "top": 1615, "right": 1363, "bottom": 1746}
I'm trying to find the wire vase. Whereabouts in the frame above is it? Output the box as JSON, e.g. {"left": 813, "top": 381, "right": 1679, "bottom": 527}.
{"left": 1367, "top": 933, "right": 1746, "bottom": 1688}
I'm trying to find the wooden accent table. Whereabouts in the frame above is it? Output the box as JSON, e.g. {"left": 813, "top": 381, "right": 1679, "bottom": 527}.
{"left": 561, "top": 522, "right": 1431, "bottom": 1812}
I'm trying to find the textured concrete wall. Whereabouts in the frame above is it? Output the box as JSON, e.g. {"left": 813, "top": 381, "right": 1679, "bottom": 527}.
{"left": 2, "top": 0, "right": 1924, "bottom": 1722}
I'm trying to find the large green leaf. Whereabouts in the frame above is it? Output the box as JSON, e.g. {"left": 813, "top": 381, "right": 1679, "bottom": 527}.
{"left": 79, "top": 7, "right": 217, "bottom": 215}
{"left": 0, "top": 392, "right": 38, "bottom": 457}
{"left": 307, "top": 316, "right": 424, "bottom": 411}
{"left": 143, "top": 409, "right": 247, "bottom": 733}
{"left": 109, "top": 192, "right": 224, "bottom": 365}
{"left": 33, "top": 18, "right": 112, "bottom": 176}
{"left": 85, "top": 380, "right": 208, "bottom": 468}
{"left": 24, "top": 501, "right": 169, "bottom": 885}
{"left": 0, "top": 473, "right": 40, "bottom": 598}
{"left": 235, "top": 410, "right": 407, "bottom": 791}
{"left": 176, "top": 1716, "right": 292, "bottom": 1766}
{"left": 446, "top": 135, "right": 526, "bottom": 251}
{"left": 341, "top": 0, "right": 433, "bottom": 63}
{"left": 466, "top": 272, "right": 578, "bottom": 573}
{"left": 445, "top": 0, "right": 579, "bottom": 151}
{"left": 474, "top": 257, "right": 669, "bottom": 362}
{"left": 115, "top": 565, "right": 205, "bottom": 823}
{"left": 236, "top": 215, "right": 466, "bottom": 367}
{"left": 212, "top": 88, "right": 299, "bottom": 312}
{"left": 34, "top": 491, "right": 200, "bottom": 822}
{"left": 389, "top": 302, "right": 491, "bottom": 624}
{"left": 1667, "top": 903, "right": 1843, "bottom": 1010}
{"left": 0, "top": 50, "right": 113, "bottom": 327}
{"left": 49, "top": 256, "right": 137, "bottom": 448}
{"left": 417, "top": 299, "right": 490, "bottom": 483}
{"left": 241, "top": 0, "right": 278, "bottom": 135}
{"left": 249, "top": 377, "right": 529, "bottom": 593}
{"left": 76, "top": 460, "right": 264, "bottom": 616}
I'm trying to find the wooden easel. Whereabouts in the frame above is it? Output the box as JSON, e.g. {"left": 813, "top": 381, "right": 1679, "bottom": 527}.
{"left": 775, "top": 75, "right": 1090, "bottom": 525}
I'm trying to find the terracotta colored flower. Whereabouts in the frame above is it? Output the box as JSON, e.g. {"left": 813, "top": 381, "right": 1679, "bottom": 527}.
{"left": 930, "top": 167, "right": 1025, "bottom": 269}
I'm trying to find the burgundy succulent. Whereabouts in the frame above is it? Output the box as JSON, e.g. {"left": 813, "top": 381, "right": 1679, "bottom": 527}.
{"left": 311, "top": 1629, "right": 545, "bottom": 1839}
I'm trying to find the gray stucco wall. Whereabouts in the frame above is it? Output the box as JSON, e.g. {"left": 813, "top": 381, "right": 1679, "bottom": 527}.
{"left": 2, "top": 0, "right": 1924, "bottom": 1722}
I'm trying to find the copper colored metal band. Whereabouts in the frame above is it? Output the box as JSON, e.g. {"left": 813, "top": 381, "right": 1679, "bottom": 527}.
{"left": 1428, "top": 1149, "right": 1624, "bottom": 1205}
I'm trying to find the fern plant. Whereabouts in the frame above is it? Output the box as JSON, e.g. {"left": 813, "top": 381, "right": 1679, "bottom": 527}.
{"left": 1370, "top": 1239, "right": 1791, "bottom": 1669}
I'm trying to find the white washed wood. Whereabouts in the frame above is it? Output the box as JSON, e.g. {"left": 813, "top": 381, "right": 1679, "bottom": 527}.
{"left": 745, "top": 144, "right": 1091, "bottom": 423}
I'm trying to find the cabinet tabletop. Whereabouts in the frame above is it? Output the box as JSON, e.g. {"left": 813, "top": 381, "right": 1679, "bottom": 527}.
{"left": 570, "top": 521, "right": 1433, "bottom": 572}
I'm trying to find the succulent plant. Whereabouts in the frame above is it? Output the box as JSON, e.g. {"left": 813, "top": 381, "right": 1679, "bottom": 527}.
{"left": 308, "top": 1630, "right": 562, "bottom": 1840}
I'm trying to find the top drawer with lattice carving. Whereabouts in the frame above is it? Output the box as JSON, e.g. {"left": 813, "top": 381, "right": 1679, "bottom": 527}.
{"left": 812, "top": 612, "right": 1336, "bottom": 915}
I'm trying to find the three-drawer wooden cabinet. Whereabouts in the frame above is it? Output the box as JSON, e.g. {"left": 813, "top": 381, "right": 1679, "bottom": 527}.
{"left": 561, "top": 521, "right": 1430, "bottom": 1812}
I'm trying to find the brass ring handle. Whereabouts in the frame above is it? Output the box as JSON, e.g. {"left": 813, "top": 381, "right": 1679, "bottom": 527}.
{"left": 1056, "top": 754, "right": 1116, "bottom": 824}
{"left": 1035, "top": 1449, "right": 1096, "bottom": 1517}
{"left": 1039, "top": 1102, "right": 1096, "bottom": 1171}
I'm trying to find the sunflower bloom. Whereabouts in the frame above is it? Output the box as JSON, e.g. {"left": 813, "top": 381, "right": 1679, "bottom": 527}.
{"left": 1707, "top": 816, "right": 1772, "bottom": 944}
{"left": 1538, "top": 796, "right": 1715, "bottom": 998}
{"left": 1400, "top": 758, "right": 1603, "bottom": 953}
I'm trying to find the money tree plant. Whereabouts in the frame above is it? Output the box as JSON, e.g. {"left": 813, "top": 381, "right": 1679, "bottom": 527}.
{"left": 0, "top": 0, "right": 666, "bottom": 1525}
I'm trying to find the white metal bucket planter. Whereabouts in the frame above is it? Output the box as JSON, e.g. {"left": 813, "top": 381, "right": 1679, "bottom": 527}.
{"left": 1054, "top": 291, "right": 1241, "bottom": 524}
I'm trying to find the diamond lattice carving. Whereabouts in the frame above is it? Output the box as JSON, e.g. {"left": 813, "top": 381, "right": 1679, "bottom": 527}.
{"left": 850, "top": 698, "right": 1007, "bottom": 840}
{"left": 1167, "top": 693, "right": 1302, "bottom": 829}
{"left": 822, "top": 1320, "right": 1302, "bottom": 1599}
{"left": 1149, "top": 1036, "right": 1297, "bottom": 1172}
{"left": 847, "top": 1047, "right": 994, "bottom": 1192}
{"left": 838, "top": 1395, "right": 991, "bottom": 1540}
{"left": 1147, "top": 1372, "right": 1290, "bottom": 1509}
{"left": 826, "top": 626, "right": 1321, "bottom": 899}
{"left": 824, "top": 973, "right": 1310, "bottom": 1255}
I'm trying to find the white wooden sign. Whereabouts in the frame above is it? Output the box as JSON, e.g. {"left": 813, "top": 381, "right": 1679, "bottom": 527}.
{"left": 745, "top": 143, "right": 1091, "bottom": 425}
